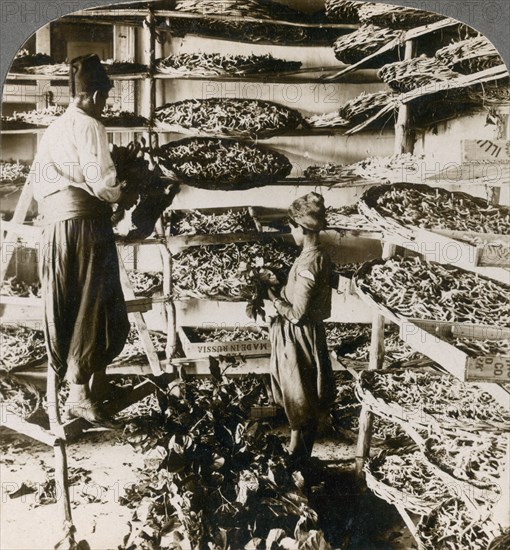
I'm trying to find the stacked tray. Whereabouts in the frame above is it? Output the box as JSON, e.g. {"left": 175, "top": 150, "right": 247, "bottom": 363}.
{"left": 157, "top": 137, "right": 292, "bottom": 190}
{"left": 355, "top": 369, "right": 510, "bottom": 437}
{"left": 364, "top": 445, "right": 452, "bottom": 515}
{"left": 359, "top": 183, "right": 510, "bottom": 268}
{"left": 155, "top": 98, "right": 305, "bottom": 138}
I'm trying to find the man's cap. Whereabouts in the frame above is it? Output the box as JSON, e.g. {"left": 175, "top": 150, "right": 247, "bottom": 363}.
{"left": 69, "top": 54, "right": 112, "bottom": 97}
{"left": 288, "top": 192, "right": 327, "bottom": 231}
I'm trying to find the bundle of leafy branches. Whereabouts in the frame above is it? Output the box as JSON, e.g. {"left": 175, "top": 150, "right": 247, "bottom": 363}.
{"left": 120, "top": 360, "right": 331, "bottom": 550}
{"left": 110, "top": 140, "right": 180, "bottom": 239}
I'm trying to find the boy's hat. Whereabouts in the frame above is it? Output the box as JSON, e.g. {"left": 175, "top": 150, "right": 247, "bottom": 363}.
{"left": 288, "top": 192, "right": 327, "bottom": 231}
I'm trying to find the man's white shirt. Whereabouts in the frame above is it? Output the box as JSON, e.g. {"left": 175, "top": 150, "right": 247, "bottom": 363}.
{"left": 31, "top": 103, "right": 121, "bottom": 204}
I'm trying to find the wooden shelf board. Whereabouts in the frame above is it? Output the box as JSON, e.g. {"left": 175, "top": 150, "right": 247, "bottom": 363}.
{"left": 153, "top": 70, "right": 379, "bottom": 84}
{"left": 7, "top": 72, "right": 148, "bottom": 81}
{"left": 386, "top": 234, "right": 510, "bottom": 283}
{"left": 0, "top": 296, "right": 165, "bottom": 315}
{"left": 62, "top": 15, "right": 144, "bottom": 27}
{"left": 167, "top": 229, "right": 291, "bottom": 249}
{"left": 7, "top": 71, "right": 380, "bottom": 85}
{"left": 157, "top": 30, "right": 346, "bottom": 48}
{"left": 353, "top": 282, "right": 510, "bottom": 383}
{"left": 2, "top": 126, "right": 149, "bottom": 135}
{"left": 156, "top": 10, "right": 359, "bottom": 30}
{"left": 384, "top": 227, "right": 509, "bottom": 271}
{"left": 153, "top": 127, "right": 384, "bottom": 138}
{"left": 70, "top": 8, "right": 357, "bottom": 30}
{"left": 161, "top": 177, "right": 378, "bottom": 189}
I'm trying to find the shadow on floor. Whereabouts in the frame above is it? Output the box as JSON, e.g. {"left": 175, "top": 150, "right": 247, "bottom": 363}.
{"left": 307, "top": 466, "right": 417, "bottom": 550}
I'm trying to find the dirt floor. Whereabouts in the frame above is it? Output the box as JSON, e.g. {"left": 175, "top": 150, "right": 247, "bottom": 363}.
{"left": 0, "top": 413, "right": 416, "bottom": 550}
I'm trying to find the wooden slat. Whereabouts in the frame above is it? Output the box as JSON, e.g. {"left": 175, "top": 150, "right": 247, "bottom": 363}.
{"left": 330, "top": 354, "right": 360, "bottom": 379}
{"left": 356, "top": 241, "right": 396, "bottom": 475}
{"left": 2, "top": 127, "right": 148, "bottom": 134}
{"left": 136, "top": 352, "right": 356, "bottom": 376}
{"left": 400, "top": 320, "right": 510, "bottom": 383}
{"left": 170, "top": 355, "right": 271, "bottom": 375}
{"left": 158, "top": 10, "right": 358, "bottom": 30}
{"left": 71, "top": 8, "right": 358, "bottom": 29}
{"left": 385, "top": 232, "right": 510, "bottom": 280}
{"left": 394, "top": 504, "right": 419, "bottom": 543}
{"left": 118, "top": 253, "right": 163, "bottom": 376}
{"left": 0, "top": 176, "right": 34, "bottom": 284}
{"left": 401, "top": 65, "right": 510, "bottom": 105}
{"left": 0, "top": 408, "right": 58, "bottom": 446}
{"left": 105, "top": 363, "right": 153, "bottom": 376}
{"left": 159, "top": 244, "right": 177, "bottom": 362}
{"left": 179, "top": 326, "right": 270, "bottom": 359}
{"left": 167, "top": 231, "right": 264, "bottom": 249}
{"left": 407, "top": 319, "right": 510, "bottom": 340}
{"left": 153, "top": 126, "right": 368, "bottom": 138}
{"left": 394, "top": 40, "right": 416, "bottom": 155}
{"left": 153, "top": 69, "right": 380, "bottom": 84}
{"left": 7, "top": 72, "right": 147, "bottom": 81}
{"left": 431, "top": 229, "right": 510, "bottom": 269}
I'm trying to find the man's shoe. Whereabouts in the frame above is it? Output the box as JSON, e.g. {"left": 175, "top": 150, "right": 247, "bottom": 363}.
{"left": 63, "top": 397, "right": 120, "bottom": 428}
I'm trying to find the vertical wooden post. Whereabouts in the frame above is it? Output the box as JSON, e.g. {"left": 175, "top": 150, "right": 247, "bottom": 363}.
{"left": 35, "top": 24, "right": 51, "bottom": 55}
{"left": 489, "top": 186, "right": 501, "bottom": 206}
{"left": 46, "top": 367, "right": 76, "bottom": 547}
{"left": 53, "top": 440, "right": 75, "bottom": 545}
{"left": 148, "top": 7, "right": 176, "bottom": 369}
{"left": 394, "top": 40, "right": 416, "bottom": 155}
{"left": 146, "top": 7, "right": 159, "bottom": 153}
{"left": 355, "top": 242, "right": 396, "bottom": 475}
{"left": 160, "top": 244, "right": 177, "bottom": 365}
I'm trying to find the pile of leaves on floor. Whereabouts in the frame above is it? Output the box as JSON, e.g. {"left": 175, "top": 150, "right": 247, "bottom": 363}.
{"left": 119, "top": 359, "right": 332, "bottom": 550}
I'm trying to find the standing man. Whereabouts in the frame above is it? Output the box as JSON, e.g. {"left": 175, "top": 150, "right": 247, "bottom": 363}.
{"left": 31, "top": 54, "right": 131, "bottom": 423}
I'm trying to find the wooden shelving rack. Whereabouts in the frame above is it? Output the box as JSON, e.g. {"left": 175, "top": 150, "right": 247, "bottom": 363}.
{"left": 2, "top": 2, "right": 510, "bottom": 547}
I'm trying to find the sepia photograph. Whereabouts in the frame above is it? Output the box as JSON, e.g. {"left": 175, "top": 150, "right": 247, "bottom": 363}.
{"left": 0, "top": 0, "right": 509, "bottom": 549}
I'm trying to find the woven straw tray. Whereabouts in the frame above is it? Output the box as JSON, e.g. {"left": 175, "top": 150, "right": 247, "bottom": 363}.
{"left": 358, "top": 183, "right": 510, "bottom": 268}
{"left": 364, "top": 444, "right": 450, "bottom": 516}
{"left": 355, "top": 369, "right": 510, "bottom": 436}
